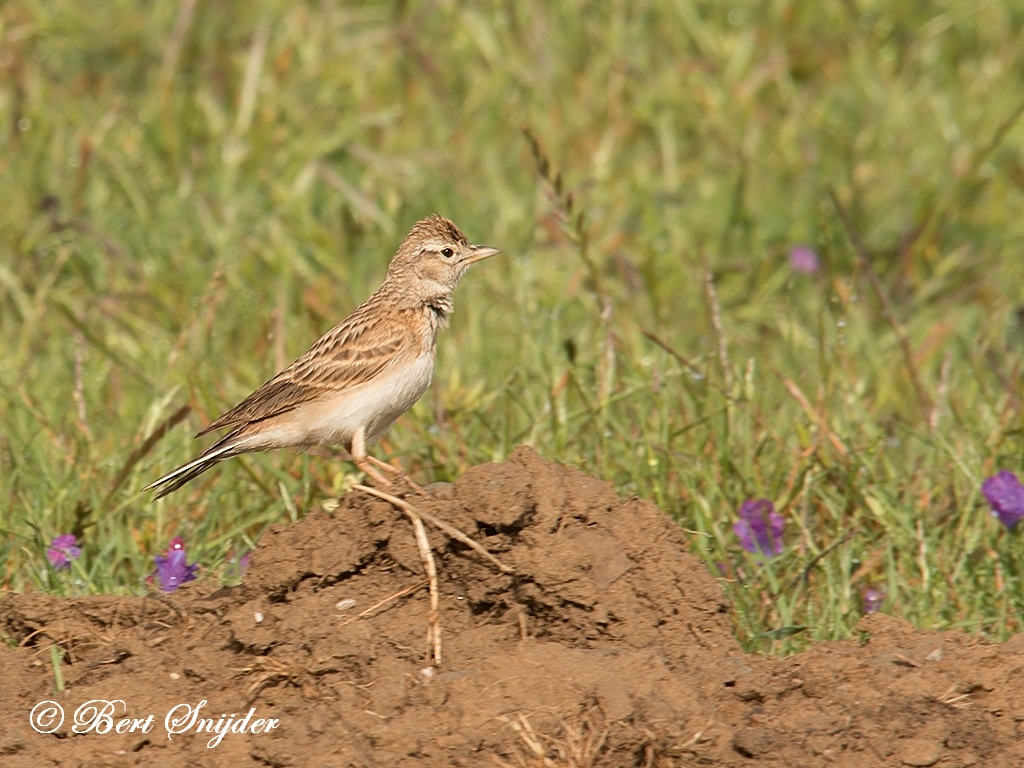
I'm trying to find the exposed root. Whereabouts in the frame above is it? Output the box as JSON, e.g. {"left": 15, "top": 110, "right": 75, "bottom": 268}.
{"left": 338, "top": 578, "right": 430, "bottom": 627}
{"left": 496, "top": 709, "right": 611, "bottom": 768}
{"left": 354, "top": 484, "right": 442, "bottom": 665}
{"left": 354, "top": 483, "right": 514, "bottom": 574}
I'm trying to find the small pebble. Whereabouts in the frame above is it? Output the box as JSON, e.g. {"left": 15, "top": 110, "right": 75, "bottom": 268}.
{"left": 419, "top": 667, "right": 435, "bottom": 681}
{"left": 169, "top": 672, "right": 180, "bottom": 680}
{"left": 424, "top": 482, "right": 455, "bottom": 500}
{"left": 254, "top": 612, "right": 264, "bottom": 623}
{"left": 897, "top": 738, "right": 942, "bottom": 767}
{"left": 335, "top": 598, "right": 357, "bottom": 611}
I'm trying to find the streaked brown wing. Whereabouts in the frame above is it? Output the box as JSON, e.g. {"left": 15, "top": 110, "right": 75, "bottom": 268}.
{"left": 197, "top": 305, "right": 415, "bottom": 435}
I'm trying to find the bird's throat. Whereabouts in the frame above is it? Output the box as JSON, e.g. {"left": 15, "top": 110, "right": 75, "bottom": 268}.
{"left": 425, "top": 294, "right": 454, "bottom": 326}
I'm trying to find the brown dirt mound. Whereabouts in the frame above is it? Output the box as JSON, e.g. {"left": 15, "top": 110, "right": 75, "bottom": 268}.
{"left": 1, "top": 447, "right": 1022, "bottom": 767}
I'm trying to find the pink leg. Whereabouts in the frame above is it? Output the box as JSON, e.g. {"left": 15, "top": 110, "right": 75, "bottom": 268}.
{"left": 364, "top": 454, "right": 423, "bottom": 494}
{"left": 349, "top": 427, "right": 421, "bottom": 492}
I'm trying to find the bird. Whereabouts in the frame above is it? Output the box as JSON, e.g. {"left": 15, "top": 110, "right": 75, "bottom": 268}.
{"left": 144, "top": 214, "right": 500, "bottom": 499}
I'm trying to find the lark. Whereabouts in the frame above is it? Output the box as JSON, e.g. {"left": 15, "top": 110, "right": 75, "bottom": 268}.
{"left": 145, "top": 214, "right": 500, "bottom": 498}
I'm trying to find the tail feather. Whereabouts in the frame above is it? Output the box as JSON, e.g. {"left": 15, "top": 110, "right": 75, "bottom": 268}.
{"left": 144, "top": 434, "right": 242, "bottom": 499}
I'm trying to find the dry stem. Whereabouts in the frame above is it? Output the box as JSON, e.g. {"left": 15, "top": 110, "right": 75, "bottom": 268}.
{"left": 355, "top": 484, "right": 514, "bottom": 574}
{"left": 354, "top": 485, "right": 441, "bottom": 664}
{"left": 351, "top": 482, "right": 519, "bottom": 665}
{"left": 827, "top": 186, "right": 933, "bottom": 420}
{"left": 339, "top": 578, "right": 430, "bottom": 627}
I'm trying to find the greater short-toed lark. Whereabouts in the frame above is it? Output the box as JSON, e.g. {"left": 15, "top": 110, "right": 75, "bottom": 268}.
{"left": 145, "top": 214, "right": 499, "bottom": 498}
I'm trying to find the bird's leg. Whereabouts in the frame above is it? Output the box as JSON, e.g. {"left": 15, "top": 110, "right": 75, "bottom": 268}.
{"left": 348, "top": 427, "right": 393, "bottom": 486}
{"left": 348, "top": 428, "right": 423, "bottom": 494}
{"left": 354, "top": 457, "right": 393, "bottom": 487}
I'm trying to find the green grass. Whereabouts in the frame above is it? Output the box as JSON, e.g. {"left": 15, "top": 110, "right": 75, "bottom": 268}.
{"left": 2, "top": 0, "right": 1024, "bottom": 654}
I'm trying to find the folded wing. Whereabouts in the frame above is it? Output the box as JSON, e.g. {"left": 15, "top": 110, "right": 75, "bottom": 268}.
{"left": 198, "top": 306, "right": 416, "bottom": 435}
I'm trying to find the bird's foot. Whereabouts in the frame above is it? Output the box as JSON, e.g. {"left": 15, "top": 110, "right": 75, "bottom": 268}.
{"left": 356, "top": 455, "right": 425, "bottom": 496}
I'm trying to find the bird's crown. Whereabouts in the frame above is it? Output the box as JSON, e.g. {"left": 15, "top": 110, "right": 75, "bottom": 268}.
{"left": 403, "top": 214, "right": 470, "bottom": 249}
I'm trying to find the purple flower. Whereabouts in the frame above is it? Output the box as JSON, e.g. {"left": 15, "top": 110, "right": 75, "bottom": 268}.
{"left": 734, "top": 499, "right": 785, "bottom": 556}
{"left": 788, "top": 246, "right": 820, "bottom": 275}
{"left": 225, "top": 551, "right": 250, "bottom": 581}
{"left": 862, "top": 587, "right": 885, "bottom": 614}
{"left": 982, "top": 470, "right": 1024, "bottom": 530}
{"left": 47, "top": 534, "right": 82, "bottom": 570}
{"left": 152, "top": 536, "right": 199, "bottom": 592}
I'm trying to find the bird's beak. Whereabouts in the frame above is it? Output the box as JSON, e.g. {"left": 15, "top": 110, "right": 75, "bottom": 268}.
{"left": 464, "top": 244, "right": 501, "bottom": 265}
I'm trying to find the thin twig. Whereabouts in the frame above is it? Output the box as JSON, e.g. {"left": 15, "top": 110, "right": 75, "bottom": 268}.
{"left": 44, "top": 199, "right": 127, "bottom": 261}
{"left": 781, "top": 530, "right": 856, "bottom": 594}
{"left": 916, "top": 518, "right": 929, "bottom": 593}
{"left": 339, "top": 579, "right": 430, "bottom": 627}
{"left": 975, "top": 99, "right": 1024, "bottom": 168}
{"left": 598, "top": 296, "right": 616, "bottom": 412}
{"left": 416, "top": 507, "right": 514, "bottom": 573}
{"left": 72, "top": 332, "right": 91, "bottom": 442}
{"left": 355, "top": 484, "right": 515, "bottom": 574}
{"left": 411, "top": 509, "right": 441, "bottom": 665}
{"left": 776, "top": 373, "right": 849, "bottom": 456}
{"left": 56, "top": 302, "right": 152, "bottom": 387}
{"left": 702, "top": 258, "right": 736, "bottom": 437}
{"left": 641, "top": 328, "right": 731, "bottom": 398}
{"left": 702, "top": 262, "right": 733, "bottom": 395}
{"left": 107, "top": 404, "right": 191, "bottom": 508}
{"left": 234, "top": 20, "right": 269, "bottom": 136}
{"left": 929, "top": 349, "right": 952, "bottom": 431}
{"left": 827, "top": 186, "right": 933, "bottom": 419}
{"left": 349, "top": 480, "right": 526, "bottom": 663}
{"left": 159, "top": 0, "right": 199, "bottom": 105}
{"left": 522, "top": 126, "right": 606, "bottom": 306}
{"left": 274, "top": 281, "right": 287, "bottom": 374}
{"left": 354, "top": 485, "right": 441, "bottom": 665}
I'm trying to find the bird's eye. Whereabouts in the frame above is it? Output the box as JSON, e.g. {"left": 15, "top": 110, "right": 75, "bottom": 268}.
{"left": 441, "top": 247, "right": 454, "bottom": 258}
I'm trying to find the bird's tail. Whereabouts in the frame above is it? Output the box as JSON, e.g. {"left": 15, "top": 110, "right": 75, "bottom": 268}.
{"left": 143, "top": 432, "right": 243, "bottom": 499}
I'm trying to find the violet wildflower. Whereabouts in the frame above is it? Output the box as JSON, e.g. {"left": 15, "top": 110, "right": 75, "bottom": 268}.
{"left": 225, "top": 551, "right": 250, "bottom": 581}
{"left": 862, "top": 587, "right": 885, "bottom": 615}
{"left": 46, "top": 534, "right": 81, "bottom": 571}
{"left": 981, "top": 470, "right": 1024, "bottom": 530}
{"left": 734, "top": 499, "right": 785, "bottom": 556}
{"left": 788, "top": 246, "right": 820, "bottom": 275}
{"left": 152, "top": 536, "right": 199, "bottom": 592}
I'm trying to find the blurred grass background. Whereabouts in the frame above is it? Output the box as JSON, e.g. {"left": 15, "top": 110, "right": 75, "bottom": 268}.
{"left": 2, "top": 0, "right": 1024, "bottom": 652}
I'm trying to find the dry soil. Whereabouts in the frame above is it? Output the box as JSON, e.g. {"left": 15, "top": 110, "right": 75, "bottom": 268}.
{"left": 1, "top": 447, "right": 1022, "bottom": 766}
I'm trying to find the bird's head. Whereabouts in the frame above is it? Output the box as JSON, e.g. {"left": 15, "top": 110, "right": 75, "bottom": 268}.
{"left": 386, "top": 214, "right": 500, "bottom": 298}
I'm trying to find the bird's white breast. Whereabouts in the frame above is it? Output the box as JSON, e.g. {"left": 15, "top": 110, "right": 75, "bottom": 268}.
{"left": 294, "top": 350, "right": 436, "bottom": 448}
